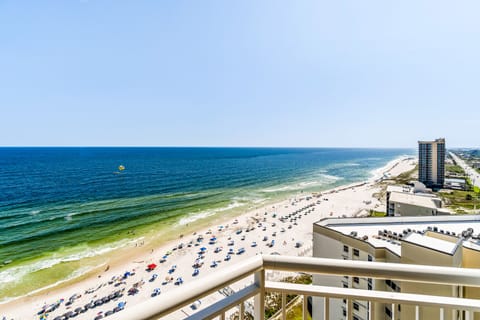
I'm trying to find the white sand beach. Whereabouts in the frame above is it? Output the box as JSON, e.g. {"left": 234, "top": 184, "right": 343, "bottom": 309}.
{"left": 0, "top": 157, "right": 416, "bottom": 320}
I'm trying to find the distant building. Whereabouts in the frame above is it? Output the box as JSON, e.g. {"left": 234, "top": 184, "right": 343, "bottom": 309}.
{"left": 418, "top": 138, "right": 446, "bottom": 188}
{"left": 385, "top": 183, "right": 449, "bottom": 216}
{"left": 312, "top": 215, "right": 480, "bottom": 320}
{"left": 444, "top": 177, "right": 467, "bottom": 190}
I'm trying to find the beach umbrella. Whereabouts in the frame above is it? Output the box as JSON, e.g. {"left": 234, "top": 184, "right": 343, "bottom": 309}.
{"left": 147, "top": 263, "right": 157, "bottom": 270}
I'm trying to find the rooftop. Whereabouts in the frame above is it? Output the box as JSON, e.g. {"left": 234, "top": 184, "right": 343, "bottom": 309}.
{"left": 315, "top": 215, "right": 480, "bottom": 256}
{"left": 403, "top": 232, "right": 458, "bottom": 255}
{"left": 388, "top": 191, "right": 441, "bottom": 209}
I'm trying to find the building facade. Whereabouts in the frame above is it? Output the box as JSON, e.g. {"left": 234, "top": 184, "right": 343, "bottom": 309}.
{"left": 418, "top": 138, "right": 446, "bottom": 188}
{"left": 385, "top": 183, "right": 450, "bottom": 216}
{"left": 312, "top": 215, "right": 480, "bottom": 320}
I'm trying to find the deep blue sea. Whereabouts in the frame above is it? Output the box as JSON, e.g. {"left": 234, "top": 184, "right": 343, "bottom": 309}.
{"left": 0, "top": 147, "right": 413, "bottom": 299}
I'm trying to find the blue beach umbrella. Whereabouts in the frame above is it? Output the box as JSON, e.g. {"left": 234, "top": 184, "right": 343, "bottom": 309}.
{"left": 200, "top": 247, "right": 207, "bottom": 251}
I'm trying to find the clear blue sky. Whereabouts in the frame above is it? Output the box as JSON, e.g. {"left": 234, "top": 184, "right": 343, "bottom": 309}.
{"left": 1, "top": 1, "right": 479, "bottom": 148}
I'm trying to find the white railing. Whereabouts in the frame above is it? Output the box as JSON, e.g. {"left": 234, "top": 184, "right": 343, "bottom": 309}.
{"left": 111, "top": 255, "right": 480, "bottom": 320}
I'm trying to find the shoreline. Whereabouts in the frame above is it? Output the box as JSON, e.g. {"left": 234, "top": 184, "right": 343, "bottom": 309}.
{"left": 0, "top": 156, "right": 416, "bottom": 319}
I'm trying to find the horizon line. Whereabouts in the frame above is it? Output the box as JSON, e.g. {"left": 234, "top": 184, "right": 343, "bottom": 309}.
{"left": 0, "top": 145, "right": 427, "bottom": 149}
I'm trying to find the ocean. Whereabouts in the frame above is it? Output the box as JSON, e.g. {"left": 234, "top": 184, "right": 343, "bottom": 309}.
{"left": 0, "top": 147, "right": 413, "bottom": 300}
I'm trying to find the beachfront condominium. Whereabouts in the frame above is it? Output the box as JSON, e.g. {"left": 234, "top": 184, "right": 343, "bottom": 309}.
{"left": 312, "top": 215, "right": 480, "bottom": 320}
{"left": 385, "top": 183, "right": 450, "bottom": 216}
{"left": 418, "top": 138, "right": 446, "bottom": 188}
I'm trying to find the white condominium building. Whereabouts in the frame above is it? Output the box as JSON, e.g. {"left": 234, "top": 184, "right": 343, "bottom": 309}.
{"left": 313, "top": 215, "right": 480, "bottom": 320}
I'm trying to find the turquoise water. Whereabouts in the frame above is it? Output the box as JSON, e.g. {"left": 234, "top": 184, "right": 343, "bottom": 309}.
{"left": 0, "top": 147, "right": 413, "bottom": 299}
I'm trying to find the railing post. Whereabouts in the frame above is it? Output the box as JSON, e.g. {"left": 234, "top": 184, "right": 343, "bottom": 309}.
{"left": 347, "top": 299, "right": 353, "bottom": 320}
{"left": 465, "top": 310, "right": 471, "bottom": 320}
{"left": 254, "top": 270, "right": 265, "bottom": 320}
{"left": 281, "top": 293, "right": 286, "bottom": 320}
{"left": 239, "top": 302, "right": 244, "bottom": 320}
{"left": 303, "top": 295, "right": 308, "bottom": 320}
{"left": 324, "top": 297, "right": 330, "bottom": 319}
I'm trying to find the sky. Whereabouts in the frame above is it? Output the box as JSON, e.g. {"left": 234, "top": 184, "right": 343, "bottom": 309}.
{"left": 1, "top": 1, "right": 479, "bottom": 148}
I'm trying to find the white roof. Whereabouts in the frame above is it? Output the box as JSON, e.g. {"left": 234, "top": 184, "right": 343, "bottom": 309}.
{"left": 316, "top": 215, "right": 480, "bottom": 256}
{"left": 387, "top": 185, "right": 413, "bottom": 193}
{"left": 403, "top": 232, "right": 458, "bottom": 255}
{"left": 389, "top": 192, "right": 440, "bottom": 209}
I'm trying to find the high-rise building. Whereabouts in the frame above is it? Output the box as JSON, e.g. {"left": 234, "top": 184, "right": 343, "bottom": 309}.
{"left": 418, "top": 138, "right": 445, "bottom": 187}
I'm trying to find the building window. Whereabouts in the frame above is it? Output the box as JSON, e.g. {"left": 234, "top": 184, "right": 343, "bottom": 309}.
{"left": 343, "top": 309, "right": 347, "bottom": 316}
{"left": 343, "top": 283, "right": 348, "bottom": 288}
{"left": 353, "top": 277, "right": 359, "bottom": 284}
{"left": 343, "top": 245, "right": 349, "bottom": 253}
{"left": 353, "top": 249, "right": 360, "bottom": 257}
{"left": 368, "top": 255, "right": 373, "bottom": 261}
{"left": 353, "top": 302, "right": 359, "bottom": 311}
{"left": 386, "top": 279, "right": 399, "bottom": 291}
{"left": 385, "top": 306, "right": 392, "bottom": 318}
{"left": 353, "top": 316, "right": 360, "bottom": 320}
{"left": 368, "top": 283, "right": 372, "bottom": 290}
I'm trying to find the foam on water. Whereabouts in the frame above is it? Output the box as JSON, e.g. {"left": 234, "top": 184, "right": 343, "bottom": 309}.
{"left": 261, "top": 174, "right": 341, "bottom": 193}
{"left": 320, "top": 173, "right": 343, "bottom": 181}
{"left": 178, "top": 201, "right": 245, "bottom": 225}
{"left": 0, "top": 241, "right": 130, "bottom": 287}
{"left": 0, "top": 265, "right": 96, "bottom": 304}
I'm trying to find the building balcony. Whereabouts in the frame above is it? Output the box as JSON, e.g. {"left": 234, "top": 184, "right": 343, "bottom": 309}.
{"left": 110, "top": 255, "right": 480, "bottom": 320}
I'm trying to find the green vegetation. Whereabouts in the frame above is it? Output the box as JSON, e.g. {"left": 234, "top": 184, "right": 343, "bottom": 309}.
{"left": 392, "top": 165, "right": 417, "bottom": 185}
{"left": 228, "top": 274, "right": 313, "bottom": 320}
{"left": 441, "top": 190, "right": 480, "bottom": 211}
{"left": 369, "top": 210, "right": 386, "bottom": 217}
{"left": 283, "top": 298, "right": 312, "bottom": 320}
{"left": 446, "top": 164, "right": 466, "bottom": 175}
{"left": 264, "top": 274, "right": 312, "bottom": 319}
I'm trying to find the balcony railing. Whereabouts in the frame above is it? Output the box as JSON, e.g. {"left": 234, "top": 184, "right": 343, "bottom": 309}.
{"left": 110, "top": 255, "right": 480, "bottom": 320}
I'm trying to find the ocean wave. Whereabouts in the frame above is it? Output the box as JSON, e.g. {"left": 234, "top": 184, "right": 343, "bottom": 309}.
{"left": 0, "top": 265, "right": 96, "bottom": 305}
{"left": 252, "top": 198, "right": 267, "bottom": 204}
{"left": 0, "top": 241, "right": 129, "bottom": 286}
{"left": 342, "top": 162, "right": 360, "bottom": 167}
{"left": 261, "top": 174, "right": 341, "bottom": 193}
{"left": 320, "top": 174, "right": 342, "bottom": 181}
{"left": 178, "top": 201, "right": 245, "bottom": 226}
